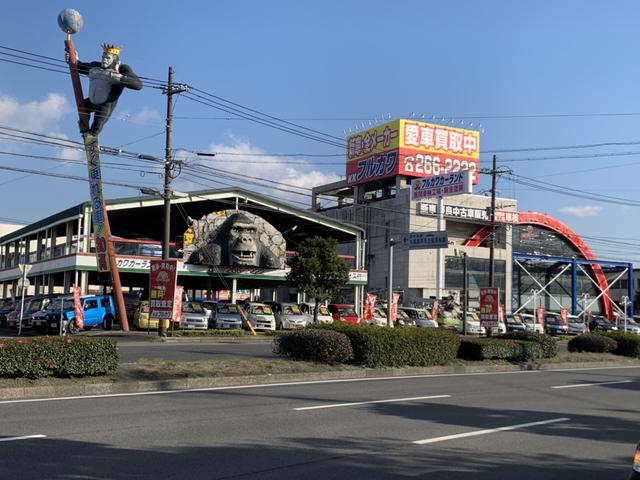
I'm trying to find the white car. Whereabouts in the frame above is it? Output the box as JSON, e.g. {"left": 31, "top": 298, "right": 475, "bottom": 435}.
{"left": 399, "top": 307, "right": 438, "bottom": 328}
{"left": 462, "top": 312, "right": 486, "bottom": 335}
{"left": 299, "top": 303, "right": 333, "bottom": 324}
{"left": 243, "top": 302, "right": 276, "bottom": 331}
{"left": 520, "top": 313, "right": 545, "bottom": 333}
{"left": 368, "top": 307, "right": 389, "bottom": 326}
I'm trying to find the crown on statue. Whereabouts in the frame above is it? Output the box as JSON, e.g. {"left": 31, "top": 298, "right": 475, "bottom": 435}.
{"left": 101, "top": 44, "right": 121, "bottom": 55}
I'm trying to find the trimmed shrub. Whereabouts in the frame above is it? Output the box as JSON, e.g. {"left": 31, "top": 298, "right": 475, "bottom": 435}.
{"left": 601, "top": 331, "right": 640, "bottom": 357}
{"left": 498, "top": 331, "right": 558, "bottom": 358}
{"left": 0, "top": 337, "right": 118, "bottom": 378}
{"left": 273, "top": 329, "right": 353, "bottom": 364}
{"left": 309, "top": 323, "right": 460, "bottom": 368}
{"left": 567, "top": 334, "right": 618, "bottom": 353}
{"left": 459, "top": 337, "right": 544, "bottom": 361}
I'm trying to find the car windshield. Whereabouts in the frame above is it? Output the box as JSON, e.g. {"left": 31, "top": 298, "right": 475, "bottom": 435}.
{"left": 46, "top": 299, "right": 74, "bottom": 311}
{"left": 338, "top": 308, "right": 356, "bottom": 316}
{"left": 318, "top": 306, "right": 330, "bottom": 315}
{"left": 251, "top": 305, "right": 272, "bottom": 315}
{"left": 373, "top": 308, "right": 387, "bottom": 318}
{"left": 284, "top": 305, "right": 302, "bottom": 314}
{"left": 183, "top": 302, "right": 203, "bottom": 313}
{"left": 218, "top": 304, "right": 238, "bottom": 314}
{"left": 507, "top": 315, "right": 522, "bottom": 324}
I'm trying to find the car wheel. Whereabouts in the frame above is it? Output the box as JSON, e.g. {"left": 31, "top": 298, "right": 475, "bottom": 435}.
{"left": 67, "top": 318, "right": 80, "bottom": 334}
{"left": 103, "top": 314, "right": 114, "bottom": 331}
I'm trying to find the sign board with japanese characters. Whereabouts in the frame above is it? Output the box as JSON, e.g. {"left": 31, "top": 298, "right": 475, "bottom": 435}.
{"left": 417, "top": 202, "right": 490, "bottom": 222}
{"left": 479, "top": 287, "right": 500, "bottom": 327}
{"left": 148, "top": 259, "right": 178, "bottom": 320}
{"left": 346, "top": 119, "right": 480, "bottom": 186}
{"left": 402, "top": 231, "right": 449, "bottom": 249}
{"left": 411, "top": 170, "right": 472, "bottom": 200}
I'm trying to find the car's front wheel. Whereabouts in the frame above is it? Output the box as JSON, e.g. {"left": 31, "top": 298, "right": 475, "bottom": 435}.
{"left": 67, "top": 318, "right": 80, "bottom": 334}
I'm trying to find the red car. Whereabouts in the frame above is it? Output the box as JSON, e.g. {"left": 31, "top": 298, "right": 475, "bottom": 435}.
{"left": 328, "top": 304, "right": 360, "bottom": 325}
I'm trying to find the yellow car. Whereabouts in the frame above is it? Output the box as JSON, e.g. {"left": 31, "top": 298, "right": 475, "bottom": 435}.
{"left": 133, "top": 300, "right": 180, "bottom": 330}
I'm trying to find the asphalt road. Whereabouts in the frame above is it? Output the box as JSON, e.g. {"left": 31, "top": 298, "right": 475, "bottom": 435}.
{"left": 115, "top": 340, "right": 277, "bottom": 363}
{"left": 0, "top": 365, "right": 638, "bottom": 479}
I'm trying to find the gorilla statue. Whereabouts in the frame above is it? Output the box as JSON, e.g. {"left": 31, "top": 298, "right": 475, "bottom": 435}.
{"left": 189, "top": 212, "right": 281, "bottom": 268}
{"left": 67, "top": 43, "right": 143, "bottom": 136}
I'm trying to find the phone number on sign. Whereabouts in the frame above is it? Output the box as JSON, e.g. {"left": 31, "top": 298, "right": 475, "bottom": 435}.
{"left": 403, "top": 155, "right": 478, "bottom": 183}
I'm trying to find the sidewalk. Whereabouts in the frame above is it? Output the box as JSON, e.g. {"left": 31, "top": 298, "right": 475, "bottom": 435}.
{"left": 1, "top": 357, "right": 638, "bottom": 401}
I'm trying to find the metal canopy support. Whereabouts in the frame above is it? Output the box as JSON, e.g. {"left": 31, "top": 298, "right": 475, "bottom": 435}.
{"left": 513, "top": 253, "right": 634, "bottom": 319}
{"left": 512, "top": 260, "right": 571, "bottom": 315}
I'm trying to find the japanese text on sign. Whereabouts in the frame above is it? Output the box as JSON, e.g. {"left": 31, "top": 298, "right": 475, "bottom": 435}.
{"left": 417, "top": 203, "right": 490, "bottom": 221}
{"left": 412, "top": 171, "right": 471, "bottom": 200}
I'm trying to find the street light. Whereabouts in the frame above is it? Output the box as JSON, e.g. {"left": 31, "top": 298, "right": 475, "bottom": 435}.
{"left": 622, "top": 295, "right": 630, "bottom": 332}
{"left": 387, "top": 238, "right": 395, "bottom": 328}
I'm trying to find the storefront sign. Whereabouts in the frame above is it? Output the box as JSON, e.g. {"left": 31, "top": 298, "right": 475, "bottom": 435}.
{"left": 494, "top": 210, "right": 521, "bottom": 224}
{"left": 85, "top": 136, "right": 109, "bottom": 272}
{"left": 402, "top": 231, "right": 449, "bottom": 249}
{"left": 411, "top": 171, "right": 472, "bottom": 200}
{"left": 116, "top": 257, "right": 152, "bottom": 270}
{"left": 479, "top": 287, "right": 499, "bottom": 327}
{"left": 148, "top": 259, "right": 178, "bottom": 320}
{"left": 348, "top": 269, "right": 368, "bottom": 284}
{"left": 417, "top": 202, "right": 490, "bottom": 221}
{"left": 346, "top": 119, "right": 480, "bottom": 186}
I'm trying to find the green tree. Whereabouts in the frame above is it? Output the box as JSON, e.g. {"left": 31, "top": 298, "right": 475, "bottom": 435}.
{"left": 287, "top": 236, "right": 350, "bottom": 323}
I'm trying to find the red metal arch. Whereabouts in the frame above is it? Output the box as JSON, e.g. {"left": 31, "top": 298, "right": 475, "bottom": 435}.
{"left": 464, "top": 212, "right": 612, "bottom": 318}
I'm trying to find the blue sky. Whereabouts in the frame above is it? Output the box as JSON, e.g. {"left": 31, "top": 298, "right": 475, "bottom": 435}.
{"left": 2, "top": 1, "right": 640, "bottom": 263}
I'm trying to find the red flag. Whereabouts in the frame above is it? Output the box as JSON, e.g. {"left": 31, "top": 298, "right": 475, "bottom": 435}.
{"left": 364, "top": 293, "right": 376, "bottom": 323}
{"left": 72, "top": 284, "right": 84, "bottom": 330}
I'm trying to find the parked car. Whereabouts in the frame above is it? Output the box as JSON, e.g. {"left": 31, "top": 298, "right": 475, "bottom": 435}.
{"left": 271, "top": 302, "right": 309, "bottom": 330}
{"left": 630, "top": 441, "right": 640, "bottom": 480}
{"left": 32, "top": 297, "right": 75, "bottom": 335}
{"left": 462, "top": 312, "right": 486, "bottom": 335}
{"left": 328, "top": 304, "right": 360, "bottom": 325}
{"left": 438, "top": 310, "right": 461, "bottom": 331}
{"left": 0, "top": 299, "right": 16, "bottom": 327}
{"left": 567, "top": 315, "right": 587, "bottom": 335}
{"left": 617, "top": 317, "right": 640, "bottom": 335}
{"left": 506, "top": 313, "right": 527, "bottom": 332}
{"left": 243, "top": 302, "right": 276, "bottom": 331}
{"left": 589, "top": 315, "right": 618, "bottom": 332}
{"left": 123, "top": 292, "right": 141, "bottom": 321}
{"left": 211, "top": 302, "right": 243, "bottom": 329}
{"left": 400, "top": 307, "right": 438, "bottom": 328}
{"left": 520, "top": 313, "right": 545, "bottom": 333}
{"left": 6, "top": 296, "right": 50, "bottom": 329}
{"left": 368, "top": 307, "right": 389, "bottom": 326}
{"left": 299, "top": 302, "right": 333, "bottom": 324}
{"left": 180, "top": 301, "right": 208, "bottom": 330}
{"left": 544, "top": 313, "right": 569, "bottom": 336}
{"left": 67, "top": 295, "right": 117, "bottom": 333}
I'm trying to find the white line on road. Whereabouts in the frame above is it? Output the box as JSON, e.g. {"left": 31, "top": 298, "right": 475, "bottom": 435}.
{"left": 0, "top": 434, "right": 47, "bottom": 442}
{"left": 294, "top": 395, "right": 451, "bottom": 411}
{"left": 413, "top": 417, "right": 570, "bottom": 445}
{"left": 551, "top": 380, "right": 632, "bottom": 389}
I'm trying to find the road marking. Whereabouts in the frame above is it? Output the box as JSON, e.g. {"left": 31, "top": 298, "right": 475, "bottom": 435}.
{"left": 294, "top": 395, "right": 451, "bottom": 411}
{"left": 0, "top": 434, "right": 47, "bottom": 442}
{"left": 551, "top": 380, "right": 632, "bottom": 389}
{"left": 413, "top": 418, "right": 570, "bottom": 445}
{"left": 0, "top": 365, "right": 637, "bottom": 405}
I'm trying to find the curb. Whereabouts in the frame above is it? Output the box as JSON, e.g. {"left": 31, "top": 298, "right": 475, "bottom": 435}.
{"left": 1, "top": 360, "right": 639, "bottom": 401}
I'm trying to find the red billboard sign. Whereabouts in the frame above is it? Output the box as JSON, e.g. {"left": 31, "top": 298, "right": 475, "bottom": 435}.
{"left": 149, "top": 259, "right": 178, "bottom": 321}
{"left": 479, "top": 287, "right": 499, "bottom": 327}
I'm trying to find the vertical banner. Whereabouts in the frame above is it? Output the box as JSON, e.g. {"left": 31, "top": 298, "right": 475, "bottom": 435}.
{"left": 536, "top": 306, "right": 545, "bottom": 326}
{"left": 364, "top": 293, "right": 376, "bottom": 324}
{"left": 431, "top": 300, "right": 439, "bottom": 322}
{"left": 391, "top": 292, "right": 400, "bottom": 324}
{"left": 173, "top": 285, "right": 184, "bottom": 325}
{"left": 560, "top": 307, "right": 569, "bottom": 325}
{"left": 72, "top": 284, "right": 84, "bottom": 329}
{"left": 149, "top": 259, "right": 178, "bottom": 322}
{"left": 84, "top": 135, "right": 110, "bottom": 272}
{"left": 479, "top": 287, "right": 500, "bottom": 327}
{"left": 498, "top": 304, "right": 505, "bottom": 328}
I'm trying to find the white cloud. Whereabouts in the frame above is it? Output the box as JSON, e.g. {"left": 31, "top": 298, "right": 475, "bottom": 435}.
{"left": 0, "top": 92, "right": 70, "bottom": 132}
{"left": 174, "top": 138, "right": 341, "bottom": 206}
{"left": 559, "top": 205, "right": 603, "bottom": 217}
{"left": 51, "top": 132, "right": 83, "bottom": 164}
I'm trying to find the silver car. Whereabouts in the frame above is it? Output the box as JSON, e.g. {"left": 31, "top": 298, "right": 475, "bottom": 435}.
{"left": 244, "top": 302, "right": 276, "bottom": 331}
{"left": 212, "top": 302, "right": 243, "bottom": 329}
{"left": 400, "top": 307, "right": 438, "bottom": 328}
{"left": 617, "top": 317, "right": 640, "bottom": 335}
{"left": 274, "top": 302, "right": 308, "bottom": 330}
{"left": 299, "top": 303, "right": 333, "bottom": 324}
{"left": 180, "top": 301, "right": 208, "bottom": 330}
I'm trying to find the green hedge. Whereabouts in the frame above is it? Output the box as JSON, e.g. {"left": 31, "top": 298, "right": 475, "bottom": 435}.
{"left": 309, "top": 323, "right": 460, "bottom": 368}
{"left": 567, "top": 333, "right": 617, "bottom": 353}
{"left": 498, "top": 331, "right": 558, "bottom": 358}
{"left": 601, "top": 331, "right": 640, "bottom": 357}
{"left": 459, "top": 338, "right": 544, "bottom": 361}
{"left": 273, "top": 329, "right": 353, "bottom": 364}
{"left": 0, "top": 337, "right": 118, "bottom": 378}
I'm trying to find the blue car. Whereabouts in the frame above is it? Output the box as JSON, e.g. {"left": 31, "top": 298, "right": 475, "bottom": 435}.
{"left": 66, "top": 295, "right": 117, "bottom": 334}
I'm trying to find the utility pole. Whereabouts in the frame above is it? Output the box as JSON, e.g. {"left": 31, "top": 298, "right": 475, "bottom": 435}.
{"left": 462, "top": 251, "right": 468, "bottom": 335}
{"left": 159, "top": 66, "right": 188, "bottom": 336}
{"left": 488, "top": 154, "right": 497, "bottom": 288}
{"left": 387, "top": 238, "right": 395, "bottom": 327}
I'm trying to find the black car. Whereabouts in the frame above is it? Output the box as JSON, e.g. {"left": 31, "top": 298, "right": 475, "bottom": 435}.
{"left": 589, "top": 315, "right": 618, "bottom": 332}
{"left": 544, "top": 314, "right": 569, "bottom": 336}
{"left": 0, "top": 299, "right": 16, "bottom": 327}
{"left": 32, "top": 298, "right": 75, "bottom": 335}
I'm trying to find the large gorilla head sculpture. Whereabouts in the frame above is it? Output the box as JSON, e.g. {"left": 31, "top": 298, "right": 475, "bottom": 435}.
{"left": 185, "top": 210, "right": 285, "bottom": 269}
